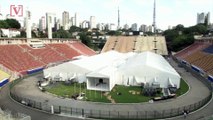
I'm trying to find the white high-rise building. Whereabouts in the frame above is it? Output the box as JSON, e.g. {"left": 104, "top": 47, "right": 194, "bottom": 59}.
{"left": 46, "top": 13, "right": 56, "bottom": 39}
{"left": 56, "top": 19, "right": 61, "bottom": 30}
{"left": 97, "top": 23, "right": 105, "bottom": 31}
{"left": 123, "top": 24, "right": 129, "bottom": 30}
{"left": 26, "top": 10, "right": 31, "bottom": 39}
{"left": 90, "top": 16, "right": 96, "bottom": 29}
{"left": 140, "top": 24, "right": 147, "bottom": 32}
{"left": 131, "top": 23, "right": 138, "bottom": 31}
{"left": 71, "top": 17, "right": 75, "bottom": 26}
{"left": 82, "top": 20, "right": 90, "bottom": 29}
{"left": 110, "top": 23, "right": 116, "bottom": 31}
{"left": 74, "top": 12, "right": 79, "bottom": 27}
{"left": 62, "top": 11, "right": 69, "bottom": 30}
{"left": 147, "top": 25, "right": 153, "bottom": 32}
{"left": 39, "top": 16, "right": 46, "bottom": 31}
{"left": 197, "top": 12, "right": 210, "bottom": 25}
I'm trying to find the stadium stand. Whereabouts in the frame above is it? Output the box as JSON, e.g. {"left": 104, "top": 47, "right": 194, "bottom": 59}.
{"left": 0, "top": 45, "right": 44, "bottom": 72}
{"left": 203, "top": 44, "right": 213, "bottom": 54}
{"left": 0, "top": 39, "right": 96, "bottom": 76}
{"left": 20, "top": 44, "right": 66, "bottom": 64}
{"left": 174, "top": 38, "right": 213, "bottom": 79}
{"left": 191, "top": 55, "right": 213, "bottom": 72}
{"left": 0, "top": 70, "right": 10, "bottom": 88}
{"left": 183, "top": 51, "right": 208, "bottom": 63}
{"left": 102, "top": 36, "right": 168, "bottom": 55}
{"left": 208, "top": 69, "right": 213, "bottom": 76}
{"left": 69, "top": 41, "right": 96, "bottom": 56}
{"left": 101, "top": 36, "right": 117, "bottom": 51}
{"left": 0, "top": 70, "right": 10, "bottom": 80}
{"left": 175, "top": 42, "right": 210, "bottom": 59}
{"left": 47, "top": 43, "right": 80, "bottom": 60}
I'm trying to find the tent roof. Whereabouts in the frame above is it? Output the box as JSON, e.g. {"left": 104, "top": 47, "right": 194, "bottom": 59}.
{"left": 72, "top": 51, "right": 135, "bottom": 71}
{"left": 45, "top": 51, "right": 180, "bottom": 82}
{"left": 118, "top": 51, "right": 180, "bottom": 77}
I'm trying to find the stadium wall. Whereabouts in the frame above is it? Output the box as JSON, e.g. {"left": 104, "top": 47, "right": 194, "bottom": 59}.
{"left": 27, "top": 67, "right": 44, "bottom": 75}
{"left": 0, "top": 78, "right": 9, "bottom": 87}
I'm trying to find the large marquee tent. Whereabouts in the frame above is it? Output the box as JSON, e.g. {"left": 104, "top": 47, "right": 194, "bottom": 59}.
{"left": 43, "top": 51, "right": 180, "bottom": 91}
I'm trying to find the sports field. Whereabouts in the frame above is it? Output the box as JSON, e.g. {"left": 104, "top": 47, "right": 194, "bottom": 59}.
{"left": 46, "top": 79, "right": 188, "bottom": 103}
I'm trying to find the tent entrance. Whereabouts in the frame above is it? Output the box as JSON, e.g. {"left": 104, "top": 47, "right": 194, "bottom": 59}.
{"left": 87, "top": 77, "right": 110, "bottom": 91}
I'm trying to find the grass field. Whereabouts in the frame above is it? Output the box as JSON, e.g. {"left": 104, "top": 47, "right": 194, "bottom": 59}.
{"left": 110, "top": 85, "right": 151, "bottom": 103}
{"left": 176, "top": 79, "right": 189, "bottom": 96}
{"left": 46, "top": 83, "right": 110, "bottom": 102}
{"left": 46, "top": 79, "right": 189, "bottom": 103}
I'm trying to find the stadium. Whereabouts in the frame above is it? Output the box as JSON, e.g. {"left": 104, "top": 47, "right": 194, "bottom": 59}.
{"left": 0, "top": 35, "right": 213, "bottom": 120}
{"left": 0, "top": 0, "right": 213, "bottom": 119}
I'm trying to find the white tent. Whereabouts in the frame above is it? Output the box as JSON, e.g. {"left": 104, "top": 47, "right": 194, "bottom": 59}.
{"left": 117, "top": 51, "right": 180, "bottom": 88}
{"left": 43, "top": 51, "right": 180, "bottom": 91}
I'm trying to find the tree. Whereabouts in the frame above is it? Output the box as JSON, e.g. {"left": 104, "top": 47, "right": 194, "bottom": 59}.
{"left": 69, "top": 26, "right": 82, "bottom": 33}
{"left": 32, "top": 31, "right": 37, "bottom": 38}
{"left": 53, "top": 28, "right": 72, "bottom": 38}
{"left": 175, "top": 24, "right": 184, "bottom": 31}
{"left": 79, "top": 32, "right": 92, "bottom": 47}
{"left": 163, "top": 24, "right": 198, "bottom": 52}
{"left": 0, "top": 20, "right": 9, "bottom": 28}
{"left": 5, "top": 19, "right": 21, "bottom": 29}
{"left": 107, "top": 30, "right": 122, "bottom": 36}
{"left": 38, "top": 31, "right": 47, "bottom": 38}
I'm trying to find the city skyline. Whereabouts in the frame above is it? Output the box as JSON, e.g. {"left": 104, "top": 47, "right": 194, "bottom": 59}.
{"left": 0, "top": 0, "right": 213, "bottom": 30}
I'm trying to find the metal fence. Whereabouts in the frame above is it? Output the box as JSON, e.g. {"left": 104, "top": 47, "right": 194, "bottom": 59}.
{"left": 10, "top": 78, "right": 212, "bottom": 119}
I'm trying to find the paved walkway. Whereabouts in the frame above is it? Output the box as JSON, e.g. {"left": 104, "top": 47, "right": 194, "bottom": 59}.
{"left": 0, "top": 84, "right": 82, "bottom": 120}
{"left": 9, "top": 59, "right": 212, "bottom": 119}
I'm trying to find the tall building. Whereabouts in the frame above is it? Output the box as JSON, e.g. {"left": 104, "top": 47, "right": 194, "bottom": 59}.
{"left": 39, "top": 16, "right": 46, "bottom": 31}
{"left": 71, "top": 17, "right": 75, "bottom": 26}
{"left": 82, "top": 20, "right": 90, "bottom": 29}
{"left": 55, "top": 19, "right": 61, "bottom": 30}
{"left": 74, "top": 12, "right": 79, "bottom": 27}
{"left": 147, "top": 25, "right": 153, "bottom": 32}
{"left": 131, "top": 23, "right": 138, "bottom": 31}
{"left": 140, "top": 24, "right": 147, "bottom": 32}
{"left": 123, "top": 24, "right": 129, "bottom": 30}
{"left": 105, "top": 23, "right": 116, "bottom": 31}
{"left": 46, "top": 13, "right": 56, "bottom": 39}
{"left": 62, "top": 11, "right": 69, "bottom": 30}
{"left": 197, "top": 12, "right": 210, "bottom": 25}
{"left": 97, "top": 23, "right": 105, "bottom": 31}
{"left": 90, "top": 16, "right": 96, "bottom": 29}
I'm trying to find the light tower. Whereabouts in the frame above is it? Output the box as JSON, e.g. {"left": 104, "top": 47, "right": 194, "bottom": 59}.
{"left": 117, "top": 7, "right": 120, "bottom": 30}
{"left": 153, "top": 0, "right": 156, "bottom": 33}
{"left": 153, "top": 0, "right": 157, "bottom": 54}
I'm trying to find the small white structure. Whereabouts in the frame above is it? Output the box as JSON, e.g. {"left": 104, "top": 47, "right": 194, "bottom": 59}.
{"left": 43, "top": 51, "right": 181, "bottom": 91}
{"left": 0, "top": 28, "right": 20, "bottom": 38}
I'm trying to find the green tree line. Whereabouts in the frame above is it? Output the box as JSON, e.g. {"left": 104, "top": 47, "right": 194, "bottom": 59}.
{"left": 163, "top": 24, "right": 208, "bottom": 52}
{"left": 0, "top": 19, "right": 21, "bottom": 29}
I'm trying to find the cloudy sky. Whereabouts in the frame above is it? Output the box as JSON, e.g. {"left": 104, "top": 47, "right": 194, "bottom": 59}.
{"left": 1, "top": 0, "right": 213, "bottom": 30}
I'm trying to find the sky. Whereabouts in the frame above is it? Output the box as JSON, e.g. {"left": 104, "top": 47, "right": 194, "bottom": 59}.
{"left": 0, "top": 0, "right": 213, "bottom": 30}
